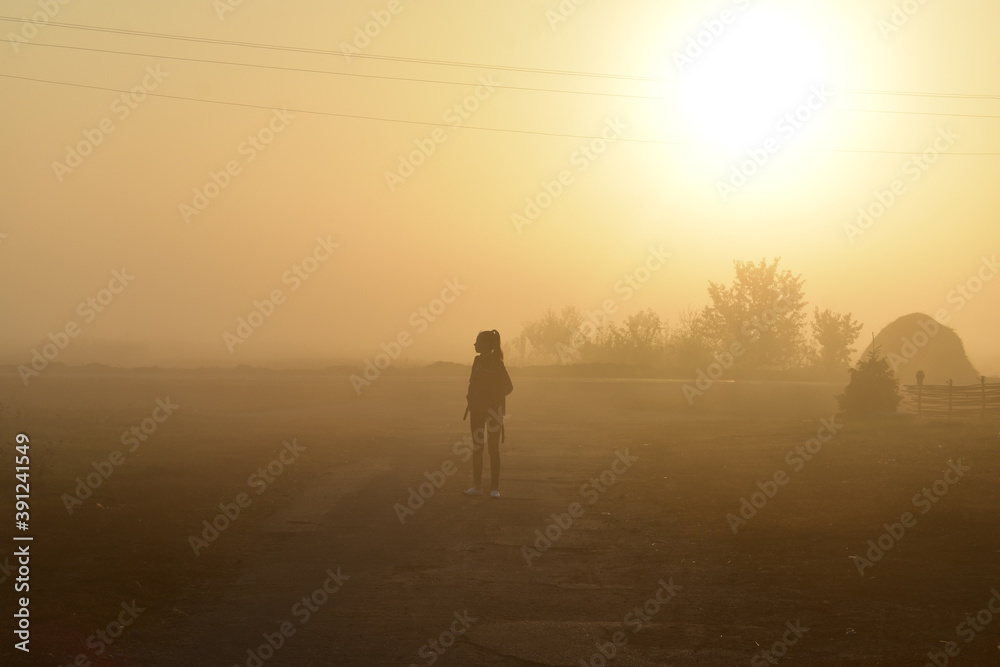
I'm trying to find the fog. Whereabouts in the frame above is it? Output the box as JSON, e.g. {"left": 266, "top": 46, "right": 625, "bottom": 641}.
{"left": 2, "top": 0, "right": 998, "bottom": 373}
{"left": 5, "top": 4, "right": 1000, "bottom": 665}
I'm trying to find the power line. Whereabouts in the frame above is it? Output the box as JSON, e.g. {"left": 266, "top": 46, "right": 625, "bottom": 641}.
{"left": 0, "top": 15, "right": 653, "bottom": 82}
{"left": 835, "top": 107, "right": 1000, "bottom": 120}
{"left": 4, "top": 39, "right": 1000, "bottom": 121}
{"left": 0, "top": 39, "right": 670, "bottom": 102}
{"left": 4, "top": 72, "right": 681, "bottom": 141}
{"left": 4, "top": 72, "right": 999, "bottom": 156}
{"left": 847, "top": 89, "right": 1000, "bottom": 101}
{"left": 2, "top": 16, "right": 1000, "bottom": 102}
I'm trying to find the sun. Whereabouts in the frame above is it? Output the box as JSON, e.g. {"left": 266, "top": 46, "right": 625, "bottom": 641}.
{"left": 676, "top": 8, "right": 832, "bottom": 148}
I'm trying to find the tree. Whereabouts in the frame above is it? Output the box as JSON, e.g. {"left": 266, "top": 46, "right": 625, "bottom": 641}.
{"left": 507, "top": 331, "right": 529, "bottom": 364}
{"left": 582, "top": 310, "right": 666, "bottom": 365}
{"left": 837, "top": 342, "right": 900, "bottom": 414}
{"left": 703, "top": 258, "right": 808, "bottom": 370}
{"left": 584, "top": 321, "right": 621, "bottom": 362}
{"left": 518, "top": 306, "right": 584, "bottom": 363}
{"left": 811, "top": 308, "right": 863, "bottom": 373}
{"left": 622, "top": 309, "right": 666, "bottom": 364}
{"left": 670, "top": 307, "right": 714, "bottom": 370}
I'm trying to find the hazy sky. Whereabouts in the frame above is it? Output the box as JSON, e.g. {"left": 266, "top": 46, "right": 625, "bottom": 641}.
{"left": 2, "top": 0, "right": 998, "bottom": 372}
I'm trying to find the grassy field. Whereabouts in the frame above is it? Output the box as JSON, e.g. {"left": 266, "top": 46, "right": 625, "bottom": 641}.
{"left": 1, "top": 369, "right": 998, "bottom": 666}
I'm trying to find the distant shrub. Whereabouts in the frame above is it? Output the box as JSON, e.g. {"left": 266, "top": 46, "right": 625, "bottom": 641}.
{"left": 837, "top": 344, "right": 900, "bottom": 414}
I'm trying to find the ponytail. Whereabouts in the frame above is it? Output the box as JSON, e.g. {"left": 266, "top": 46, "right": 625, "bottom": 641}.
{"left": 491, "top": 329, "right": 504, "bottom": 361}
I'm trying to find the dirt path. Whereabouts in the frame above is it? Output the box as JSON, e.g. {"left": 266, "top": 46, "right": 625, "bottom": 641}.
{"left": 5, "top": 374, "right": 999, "bottom": 666}
{"left": 129, "top": 422, "right": 648, "bottom": 666}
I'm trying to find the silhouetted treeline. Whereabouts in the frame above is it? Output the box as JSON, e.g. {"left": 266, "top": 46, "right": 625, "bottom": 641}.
{"left": 510, "top": 259, "right": 863, "bottom": 378}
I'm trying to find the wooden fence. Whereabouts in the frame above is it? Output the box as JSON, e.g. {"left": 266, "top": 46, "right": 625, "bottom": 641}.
{"left": 901, "top": 375, "right": 1000, "bottom": 419}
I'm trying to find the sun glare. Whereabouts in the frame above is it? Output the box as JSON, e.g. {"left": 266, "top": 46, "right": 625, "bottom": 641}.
{"left": 677, "top": 9, "right": 832, "bottom": 148}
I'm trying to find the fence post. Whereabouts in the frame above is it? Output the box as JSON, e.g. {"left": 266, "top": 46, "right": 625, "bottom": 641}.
{"left": 947, "top": 379, "right": 953, "bottom": 421}
{"left": 983, "top": 376, "right": 987, "bottom": 420}
{"left": 916, "top": 371, "right": 924, "bottom": 418}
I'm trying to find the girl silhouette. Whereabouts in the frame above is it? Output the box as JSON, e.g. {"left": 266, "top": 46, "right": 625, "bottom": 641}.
{"left": 464, "top": 329, "right": 513, "bottom": 498}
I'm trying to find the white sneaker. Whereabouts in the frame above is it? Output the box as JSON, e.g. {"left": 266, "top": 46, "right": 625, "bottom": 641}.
{"left": 464, "top": 487, "right": 481, "bottom": 496}
{"left": 490, "top": 490, "right": 501, "bottom": 499}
